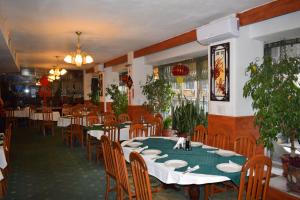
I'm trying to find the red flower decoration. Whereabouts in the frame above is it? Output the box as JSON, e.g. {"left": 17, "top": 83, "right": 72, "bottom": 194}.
{"left": 172, "top": 64, "right": 189, "bottom": 76}
{"left": 39, "top": 75, "right": 49, "bottom": 87}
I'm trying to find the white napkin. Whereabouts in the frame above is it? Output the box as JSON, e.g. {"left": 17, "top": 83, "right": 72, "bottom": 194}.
{"left": 151, "top": 154, "right": 168, "bottom": 160}
{"left": 134, "top": 146, "right": 149, "bottom": 153}
{"left": 183, "top": 165, "right": 200, "bottom": 174}
{"left": 173, "top": 137, "right": 185, "bottom": 149}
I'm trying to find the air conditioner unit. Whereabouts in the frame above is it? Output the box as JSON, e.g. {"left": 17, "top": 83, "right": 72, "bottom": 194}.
{"left": 196, "top": 15, "right": 239, "bottom": 45}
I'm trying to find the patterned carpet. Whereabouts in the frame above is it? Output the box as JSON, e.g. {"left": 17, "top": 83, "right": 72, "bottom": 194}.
{"left": 3, "top": 125, "right": 203, "bottom": 200}
{"left": 4, "top": 126, "right": 113, "bottom": 200}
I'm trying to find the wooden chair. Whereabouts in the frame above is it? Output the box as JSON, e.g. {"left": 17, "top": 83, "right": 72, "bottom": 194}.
{"left": 129, "top": 152, "right": 153, "bottom": 200}
{"left": 192, "top": 125, "right": 207, "bottom": 143}
{"left": 153, "top": 116, "right": 163, "bottom": 136}
{"left": 70, "top": 114, "right": 84, "bottom": 148}
{"left": 209, "top": 131, "right": 231, "bottom": 150}
{"left": 42, "top": 108, "right": 54, "bottom": 136}
{"left": 103, "top": 113, "right": 117, "bottom": 124}
{"left": 209, "top": 155, "right": 272, "bottom": 200}
{"left": 101, "top": 135, "right": 117, "bottom": 200}
{"left": 129, "top": 124, "right": 148, "bottom": 139}
{"left": 154, "top": 113, "right": 163, "bottom": 122}
{"left": 86, "top": 114, "right": 100, "bottom": 161}
{"left": 96, "top": 121, "right": 118, "bottom": 163}
{"left": 112, "top": 142, "right": 134, "bottom": 200}
{"left": 5, "top": 108, "right": 16, "bottom": 128}
{"left": 118, "top": 113, "right": 131, "bottom": 123}
{"left": 234, "top": 135, "right": 256, "bottom": 159}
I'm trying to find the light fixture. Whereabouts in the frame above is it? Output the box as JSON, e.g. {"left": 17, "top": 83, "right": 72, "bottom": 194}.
{"left": 48, "top": 56, "right": 67, "bottom": 81}
{"left": 64, "top": 31, "right": 93, "bottom": 67}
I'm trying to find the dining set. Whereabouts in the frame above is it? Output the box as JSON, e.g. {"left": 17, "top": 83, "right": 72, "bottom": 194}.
{"left": 95, "top": 122, "right": 272, "bottom": 200}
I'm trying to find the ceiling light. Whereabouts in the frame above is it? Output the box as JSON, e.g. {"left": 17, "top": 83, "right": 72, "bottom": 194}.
{"left": 64, "top": 31, "right": 94, "bottom": 67}
{"left": 48, "top": 56, "right": 67, "bottom": 81}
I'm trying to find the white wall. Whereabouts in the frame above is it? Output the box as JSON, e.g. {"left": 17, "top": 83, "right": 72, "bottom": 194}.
{"left": 83, "top": 70, "right": 93, "bottom": 100}
{"left": 208, "top": 27, "right": 264, "bottom": 117}
{"left": 131, "top": 57, "right": 153, "bottom": 105}
{"left": 103, "top": 66, "right": 119, "bottom": 102}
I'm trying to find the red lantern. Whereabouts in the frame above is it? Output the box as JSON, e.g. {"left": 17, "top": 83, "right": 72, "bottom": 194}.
{"left": 39, "top": 75, "right": 49, "bottom": 87}
{"left": 171, "top": 64, "right": 189, "bottom": 76}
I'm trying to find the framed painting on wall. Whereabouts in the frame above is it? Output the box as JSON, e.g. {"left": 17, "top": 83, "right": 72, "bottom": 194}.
{"left": 210, "top": 42, "right": 230, "bottom": 101}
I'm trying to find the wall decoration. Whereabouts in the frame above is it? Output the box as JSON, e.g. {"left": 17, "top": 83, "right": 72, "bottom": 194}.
{"left": 210, "top": 42, "right": 230, "bottom": 101}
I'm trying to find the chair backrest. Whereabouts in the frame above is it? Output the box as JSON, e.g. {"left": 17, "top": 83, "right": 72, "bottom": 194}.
{"left": 71, "top": 114, "right": 83, "bottom": 133}
{"left": 129, "top": 152, "right": 152, "bottom": 200}
{"left": 101, "top": 135, "right": 116, "bottom": 179}
{"left": 62, "top": 107, "right": 71, "bottom": 116}
{"left": 238, "top": 155, "right": 272, "bottom": 200}
{"left": 6, "top": 108, "right": 14, "bottom": 118}
{"left": 154, "top": 113, "right": 163, "bottom": 122}
{"left": 4, "top": 123, "right": 12, "bottom": 163}
{"left": 147, "top": 121, "right": 157, "bottom": 137}
{"left": 153, "top": 117, "right": 163, "bottom": 136}
{"left": 86, "top": 114, "right": 99, "bottom": 126}
{"left": 234, "top": 135, "right": 257, "bottom": 158}
{"left": 104, "top": 122, "right": 118, "bottom": 142}
{"left": 210, "top": 130, "right": 231, "bottom": 150}
{"left": 192, "top": 125, "right": 207, "bottom": 143}
{"left": 42, "top": 110, "right": 53, "bottom": 121}
{"left": 118, "top": 113, "right": 131, "bottom": 123}
{"left": 129, "top": 124, "right": 147, "bottom": 139}
{"left": 103, "top": 113, "right": 117, "bottom": 124}
{"left": 112, "top": 142, "right": 133, "bottom": 200}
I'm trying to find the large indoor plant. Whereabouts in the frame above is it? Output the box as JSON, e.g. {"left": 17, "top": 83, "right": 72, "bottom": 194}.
{"left": 105, "top": 84, "right": 128, "bottom": 117}
{"left": 141, "top": 75, "right": 175, "bottom": 114}
{"left": 243, "top": 55, "right": 300, "bottom": 192}
{"left": 171, "top": 97, "right": 207, "bottom": 137}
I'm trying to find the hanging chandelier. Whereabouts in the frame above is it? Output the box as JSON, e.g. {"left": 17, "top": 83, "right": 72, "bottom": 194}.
{"left": 48, "top": 56, "right": 67, "bottom": 82}
{"left": 64, "top": 31, "right": 94, "bottom": 67}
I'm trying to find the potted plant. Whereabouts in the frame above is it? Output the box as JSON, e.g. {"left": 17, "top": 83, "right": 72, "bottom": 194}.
{"left": 141, "top": 75, "right": 175, "bottom": 114}
{"left": 172, "top": 97, "right": 207, "bottom": 137}
{"left": 243, "top": 55, "right": 300, "bottom": 192}
{"left": 105, "top": 84, "right": 128, "bottom": 117}
{"left": 162, "top": 116, "right": 173, "bottom": 136}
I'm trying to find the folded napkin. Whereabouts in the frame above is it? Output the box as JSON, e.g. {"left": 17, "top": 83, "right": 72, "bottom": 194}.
{"left": 133, "top": 146, "right": 149, "bottom": 153}
{"left": 229, "top": 160, "right": 242, "bottom": 168}
{"left": 183, "top": 165, "right": 200, "bottom": 174}
{"left": 173, "top": 137, "right": 185, "bottom": 149}
{"left": 151, "top": 154, "right": 168, "bottom": 160}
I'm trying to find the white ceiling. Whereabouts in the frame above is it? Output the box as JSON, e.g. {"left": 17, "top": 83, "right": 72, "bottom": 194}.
{"left": 0, "top": 0, "right": 272, "bottom": 70}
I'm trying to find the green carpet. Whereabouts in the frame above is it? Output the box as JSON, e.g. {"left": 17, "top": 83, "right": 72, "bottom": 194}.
{"left": 4, "top": 126, "right": 113, "bottom": 200}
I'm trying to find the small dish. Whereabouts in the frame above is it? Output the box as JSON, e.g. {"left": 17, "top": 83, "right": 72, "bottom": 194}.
{"left": 164, "top": 160, "right": 188, "bottom": 169}
{"left": 216, "top": 163, "right": 242, "bottom": 173}
{"left": 191, "top": 142, "right": 202, "bottom": 147}
{"left": 142, "top": 149, "right": 162, "bottom": 156}
{"left": 126, "top": 142, "right": 143, "bottom": 148}
{"left": 215, "top": 150, "right": 236, "bottom": 157}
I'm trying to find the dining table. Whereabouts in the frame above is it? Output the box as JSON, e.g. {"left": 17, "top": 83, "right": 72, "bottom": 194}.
{"left": 30, "top": 111, "right": 61, "bottom": 121}
{"left": 0, "top": 133, "right": 7, "bottom": 181}
{"left": 121, "top": 137, "right": 246, "bottom": 200}
{"left": 6, "top": 107, "right": 30, "bottom": 118}
{"left": 86, "top": 123, "right": 131, "bottom": 141}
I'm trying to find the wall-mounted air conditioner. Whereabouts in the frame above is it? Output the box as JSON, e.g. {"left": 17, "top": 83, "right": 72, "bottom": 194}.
{"left": 196, "top": 15, "right": 239, "bottom": 45}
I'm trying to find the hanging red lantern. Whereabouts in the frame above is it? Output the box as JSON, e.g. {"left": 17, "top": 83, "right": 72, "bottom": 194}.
{"left": 172, "top": 64, "right": 189, "bottom": 76}
{"left": 39, "top": 75, "right": 49, "bottom": 87}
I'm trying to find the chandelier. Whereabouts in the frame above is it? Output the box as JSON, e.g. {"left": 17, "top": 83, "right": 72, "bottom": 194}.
{"left": 64, "top": 31, "right": 94, "bottom": 67}
{"left": 48, "top": 56, "right": 67, "bottom": 82}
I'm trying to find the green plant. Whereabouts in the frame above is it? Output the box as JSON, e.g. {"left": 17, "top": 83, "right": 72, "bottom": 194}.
{"left": 141, "top": 75, "right": 175, "bottom": 113}
{"left": 243, "top": 56, "right": 300, "bottom": 156}
{"left": 172, "top": 97, "right": 207, "bottom": 135}
{"left": 105, "top": 84, "right": 128, "bottom": 117}
{"left": 163, "top": 116, "right": 172, "bottom": 129}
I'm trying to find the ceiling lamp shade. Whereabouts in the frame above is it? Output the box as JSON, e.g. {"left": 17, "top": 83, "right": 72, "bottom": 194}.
{"left": 48, "top": 56, "right": 67, "bottom": 81}
{"left": 172, "top": 64, "right": 189, "bottom": 76}
{"left": 64, "top": 31, "right": 94, "bottom": 67}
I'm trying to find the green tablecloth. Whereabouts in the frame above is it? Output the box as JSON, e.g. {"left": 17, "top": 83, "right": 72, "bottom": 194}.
{"left": 85, "top": 123, "right": 129, "bottom": 131}
{"left": 135, "top": 138, "right": 246, "bottom": 185}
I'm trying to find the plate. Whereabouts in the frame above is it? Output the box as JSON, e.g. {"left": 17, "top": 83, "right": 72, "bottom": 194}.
{"left": 202, "top": 145, "right": 218, "bottom": 150}
{"left": 191, "top": 142, "right": 202, "bottom": 147}
{"left": 126, "top": 142, "right": 143, "bottom": 148}
{"left": 215, "top": 150, "right": 236, "bottom": 157}
{"left": 93, "top": 123, "right": 102, "bottom": 126}
{"left": 142, "top": 149, "right": 161, "bottom": 156}
{"left": 216, "top": 163, "right": 242, "bottom": 173}
{"left": 164, "top": 160, "right": 188, "bottom": 169}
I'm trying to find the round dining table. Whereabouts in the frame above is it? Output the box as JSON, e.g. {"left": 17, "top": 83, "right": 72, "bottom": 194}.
{"left": 121, "top": 137, "right": 246, "bottom": 200}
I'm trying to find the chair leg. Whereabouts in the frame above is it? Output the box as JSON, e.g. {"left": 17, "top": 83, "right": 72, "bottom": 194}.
{"left": 105, "top": 175, "right": 110, "bottom": 200}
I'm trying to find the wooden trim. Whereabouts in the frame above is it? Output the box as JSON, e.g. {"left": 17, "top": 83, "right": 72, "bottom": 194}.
{"left": 133, "top": 30, "right": 197, "bottom": 58}
{"left": 104, "top": 55, "right": 128, "bottom": 68}
{"left": 85, "top": 67, "right": 95, "bottom": 74}
{"left": 238, "top": 0, "right": 300, "bottom": 26}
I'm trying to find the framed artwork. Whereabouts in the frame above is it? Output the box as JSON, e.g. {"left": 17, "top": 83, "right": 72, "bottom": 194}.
{"left": 210, "top": 42, "right": 230, "bottom": 101}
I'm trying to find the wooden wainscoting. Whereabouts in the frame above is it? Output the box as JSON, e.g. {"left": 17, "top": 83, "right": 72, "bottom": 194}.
{"left": 208, "top": 114, "right": 263, "bottom": 154}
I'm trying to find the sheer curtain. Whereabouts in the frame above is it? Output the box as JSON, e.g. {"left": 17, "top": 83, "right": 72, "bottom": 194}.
{"left": 157, "top": 56, "right": 208, "bottom": 112}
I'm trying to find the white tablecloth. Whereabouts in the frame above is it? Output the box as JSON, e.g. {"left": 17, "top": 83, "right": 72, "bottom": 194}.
{"left": 121, "top": 137, "right": 231, "bottom": 185}
{"left": 0, "top": 146, "right": 7, "bottom": 180}
{"left": 57, "top": 116, "right": 102, "bottom": 127}
{"left": 87, "top": 126, "right": 130, "bottom": 141}
{"left": 30, "top": 111, "right": 61, "bottom": 121}
{"left": 6, "top": 107, "right": 29, "bottom": 118}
